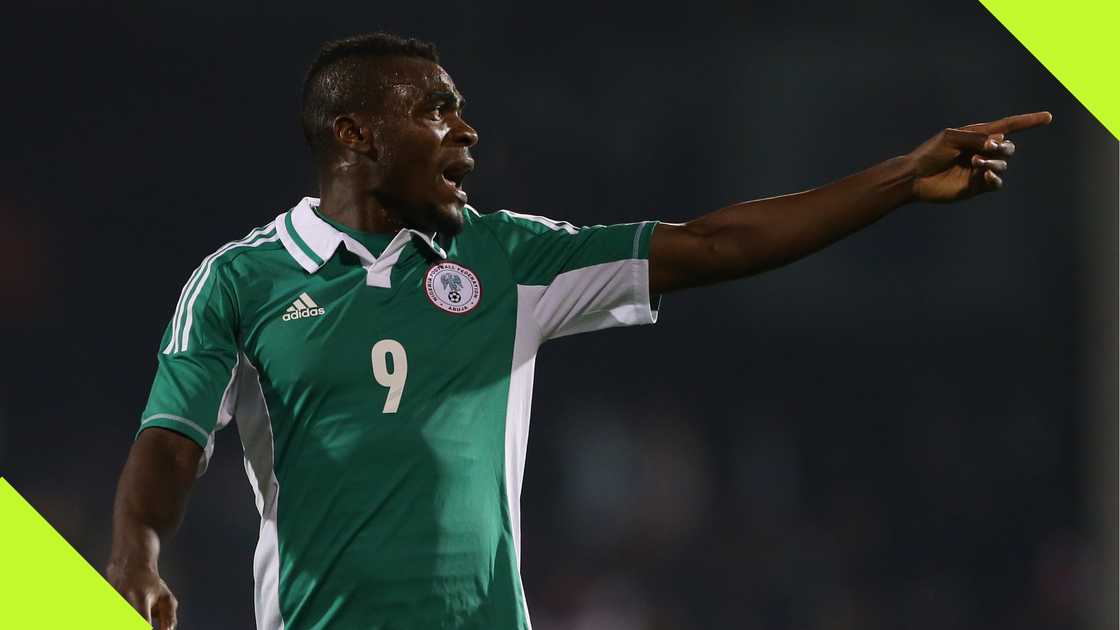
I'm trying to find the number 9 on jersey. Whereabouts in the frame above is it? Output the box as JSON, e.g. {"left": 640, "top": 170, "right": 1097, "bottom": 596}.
{"left": 371, "top": 339, "right": 408, "bottom": 413}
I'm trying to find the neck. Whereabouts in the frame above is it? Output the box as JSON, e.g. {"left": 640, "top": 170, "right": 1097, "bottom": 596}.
{"left": 317, "top": 177, "right": 403, "bottom": 235}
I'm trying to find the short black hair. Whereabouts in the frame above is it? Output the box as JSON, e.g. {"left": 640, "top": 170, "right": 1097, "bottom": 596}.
{"left": 301, "top": 32, "right": 440, "bottom": 160}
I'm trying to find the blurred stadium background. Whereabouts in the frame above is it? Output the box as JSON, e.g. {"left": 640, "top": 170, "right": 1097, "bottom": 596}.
{"left": 0, "top": 1, "right": 1116, "bottom": 628}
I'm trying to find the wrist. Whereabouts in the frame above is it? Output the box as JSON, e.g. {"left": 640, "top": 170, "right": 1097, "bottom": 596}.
{"left": 108, "top": 527, "right": 161, "bottom": 574}
{"left": 887, "top": 153, "right": 919, "bottom": 205}
{"left": 107, "top": 549, "right": 159, "bottom": 574}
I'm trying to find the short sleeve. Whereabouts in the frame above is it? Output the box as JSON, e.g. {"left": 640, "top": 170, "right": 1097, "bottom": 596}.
{"left": 477, "top": 209, "right": 660, "bottom": 340}
{"left": 138, "top": 261, "right": 242, "bottom": 476}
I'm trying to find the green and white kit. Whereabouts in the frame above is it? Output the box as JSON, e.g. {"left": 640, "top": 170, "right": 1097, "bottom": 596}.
{"left": 139, "top": 197, "right": 659, "bottom": 630}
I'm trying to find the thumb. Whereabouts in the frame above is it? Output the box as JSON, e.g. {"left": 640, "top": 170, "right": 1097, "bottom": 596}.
{"left": 153, "top": 592, "right": 179, "bottom": 630}
{"left": 136, "top": 590, "right": 156, "bottom": 625}
{"left": 942, "top": 128, "right": 994, "bottom": 152}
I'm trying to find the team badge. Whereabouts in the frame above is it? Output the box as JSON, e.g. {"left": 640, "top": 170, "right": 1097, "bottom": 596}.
{"left": 424, "top": 262, "right": 481, "bottom": 314}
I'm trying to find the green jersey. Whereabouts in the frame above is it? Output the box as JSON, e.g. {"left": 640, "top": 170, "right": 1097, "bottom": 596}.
{"left": 139, "top": 197, "right": 659, "bottom": 630}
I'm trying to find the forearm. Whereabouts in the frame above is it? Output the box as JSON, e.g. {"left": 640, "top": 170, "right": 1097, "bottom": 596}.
{"left": 108, "top": 429, "right": 200, "bottom": 570}
{"left": 662, "top": 155, "right": 917, "bottom": 289}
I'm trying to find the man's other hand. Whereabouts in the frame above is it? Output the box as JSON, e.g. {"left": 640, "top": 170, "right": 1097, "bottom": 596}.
{"left": 106, "top": 561, "right": 178, "bottom": 629}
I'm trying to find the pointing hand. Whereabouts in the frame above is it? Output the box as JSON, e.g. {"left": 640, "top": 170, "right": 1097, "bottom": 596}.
{"left": 908, "top": 111, "right": 1052, "bottom": 202}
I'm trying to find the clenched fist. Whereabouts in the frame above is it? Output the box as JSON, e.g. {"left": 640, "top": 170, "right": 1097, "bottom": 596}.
{"left": 106, "top": 561, "right": 178, "bottom": 629}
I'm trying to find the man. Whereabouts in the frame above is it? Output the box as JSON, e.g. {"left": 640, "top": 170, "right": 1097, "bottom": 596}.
{"left": 106, "top": 32, "right": 1050, "bottom": 630}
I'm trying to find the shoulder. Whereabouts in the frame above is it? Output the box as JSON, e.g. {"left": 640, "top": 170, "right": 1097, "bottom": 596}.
{"left": 176, "top": 219, "right": 285, "bottom": 296}
{"left": 200, "top": 220, "right": 285, "bottom": 273}
{"left": 463, "top": 206, "right": 580, "bottom": 237}
{"left": 208, "top": 220, "right": 284, "bottom": 265}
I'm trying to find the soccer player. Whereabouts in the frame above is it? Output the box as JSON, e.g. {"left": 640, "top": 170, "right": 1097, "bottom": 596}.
{"left": 106, "top": 32, "right": 1051, "bottom": 630}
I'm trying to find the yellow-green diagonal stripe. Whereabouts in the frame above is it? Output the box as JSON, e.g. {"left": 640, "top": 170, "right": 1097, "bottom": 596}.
{"left": 0, "top": 477, "right": 149, "bottom": 628}
{"left": 979, "top": 0, "right": 1119, "bottom": 140}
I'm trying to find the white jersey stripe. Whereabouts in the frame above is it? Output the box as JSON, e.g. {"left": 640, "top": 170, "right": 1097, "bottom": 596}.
{"left": 163, "top": 225, "right": 272, "bottom": 354}
{"left": 140, "top": 413, "right": 209, "bottom": 439}
{"left": 178, "top": 231, "right": 280, "bottom": 353}
{"left": 497, "top": 209, "right": 579, "bottom": 235}
{"left": 162, "top": 264, "right": 208, "bottom": 355}
{"left": 504, "top": 285, "right": 543, "bottom": 629}
{"left": 165, "top": 226, "right": 269, "bottom": 354}
{"left": 632, "top": 220, "right": 650, "bottom": 259}
{"left": 236, "top": 356, "right": 287, "bottom": 630}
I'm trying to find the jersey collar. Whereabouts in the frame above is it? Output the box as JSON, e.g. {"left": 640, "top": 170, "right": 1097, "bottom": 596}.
{"left": 276, "top": 197, "right": 447, "bottom": 288}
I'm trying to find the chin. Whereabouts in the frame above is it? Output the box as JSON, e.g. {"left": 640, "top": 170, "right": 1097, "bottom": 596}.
{"left": 431, "top": 203, "right": 466, "bottom": 237}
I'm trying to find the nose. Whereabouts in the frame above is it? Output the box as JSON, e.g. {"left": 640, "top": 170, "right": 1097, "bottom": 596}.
{"left": 451, "top": 116, "right": 479, "bottom": 147}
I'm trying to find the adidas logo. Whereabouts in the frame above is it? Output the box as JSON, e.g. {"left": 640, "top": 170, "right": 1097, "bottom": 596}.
{"left": 282, "top": 292, "right": 325, "bottom": 321}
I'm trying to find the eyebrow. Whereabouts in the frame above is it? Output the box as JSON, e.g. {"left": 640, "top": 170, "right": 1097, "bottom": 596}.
{"left": 429, "top": 90, "right": 465, "bottom": 110}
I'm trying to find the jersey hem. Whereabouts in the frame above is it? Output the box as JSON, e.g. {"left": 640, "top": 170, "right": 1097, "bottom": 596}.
{"left": 136, "top": 415, "right": 209, "bottom": 448}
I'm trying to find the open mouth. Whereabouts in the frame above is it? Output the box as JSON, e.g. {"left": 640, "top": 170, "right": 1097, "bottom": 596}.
{"left": 441, "top": 158, "right": 474, "bottom": 202}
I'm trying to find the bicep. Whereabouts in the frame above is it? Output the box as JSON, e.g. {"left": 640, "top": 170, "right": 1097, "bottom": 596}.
{"left": 649, "top": 215, "right": 764, "bottom": 294}
{"left": 132, "top": 427, "right": 204, "bottom": 489}
{"left": 648, "top": 221, "right": 715, "bottom": 294}
{"left": 113, "top": 427, "right": 202, "bottom": 538}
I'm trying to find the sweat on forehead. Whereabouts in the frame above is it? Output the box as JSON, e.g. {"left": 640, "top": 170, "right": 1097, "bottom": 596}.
{"left": 383, "top": 80, "right": 461, "bottom": 100}
{"left": 369, "top": 60, "right": 456, "bottom": 92}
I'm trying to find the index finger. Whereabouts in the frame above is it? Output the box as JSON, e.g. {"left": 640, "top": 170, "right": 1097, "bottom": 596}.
{"left": 965, "top": 111, "right": 1053, "bottom": 135}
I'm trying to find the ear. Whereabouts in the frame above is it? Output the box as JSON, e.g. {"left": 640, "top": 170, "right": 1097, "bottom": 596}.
{"left": 333, "top": 114, "right": 376, "bottom": 157}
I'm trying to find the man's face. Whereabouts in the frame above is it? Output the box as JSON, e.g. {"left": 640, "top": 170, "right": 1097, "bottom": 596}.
{"left": 364, "top": 57, "right": 478, "bottom": 236}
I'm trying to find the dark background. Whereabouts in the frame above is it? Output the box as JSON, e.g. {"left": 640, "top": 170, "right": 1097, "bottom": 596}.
{"left": 1, "top": 1, "right": 1116, "bottom": 629}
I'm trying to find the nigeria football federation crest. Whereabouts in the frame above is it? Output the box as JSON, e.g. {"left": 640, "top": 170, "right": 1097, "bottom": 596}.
{"left": 424, "top": 262, "right": 481, "bottom": 314}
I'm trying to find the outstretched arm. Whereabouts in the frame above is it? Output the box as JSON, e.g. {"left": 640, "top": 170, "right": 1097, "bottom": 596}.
{"left": 106, "top": 428, "right": 201, "bottom": 630}
{"left": 649, "top": 111, "right": 1052, "bottom": 294}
